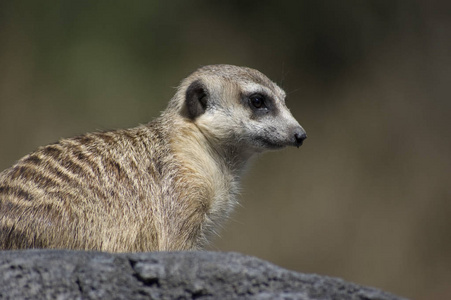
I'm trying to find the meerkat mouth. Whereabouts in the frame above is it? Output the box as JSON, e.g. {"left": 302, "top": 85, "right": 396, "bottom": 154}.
{"left": 253, "top": 137, "right": 287, "bottom": 149}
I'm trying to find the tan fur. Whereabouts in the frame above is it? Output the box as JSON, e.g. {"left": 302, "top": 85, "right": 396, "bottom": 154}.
{"left": 0, "top": 65, "right": 306, "bottom": 252}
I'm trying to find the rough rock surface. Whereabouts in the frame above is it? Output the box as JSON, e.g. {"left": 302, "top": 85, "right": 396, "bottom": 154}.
{"left": 0, "top": 250, "right": 407, "bottom": 299}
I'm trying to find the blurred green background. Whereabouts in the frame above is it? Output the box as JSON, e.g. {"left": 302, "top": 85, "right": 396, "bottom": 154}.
{"left": 1, "top": 1, "right": 450, "bottom": 299}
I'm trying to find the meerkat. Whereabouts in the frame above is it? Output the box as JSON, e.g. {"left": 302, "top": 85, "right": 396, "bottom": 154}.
{"left": 0, "top": 64, "right": 306, "bottom": 252}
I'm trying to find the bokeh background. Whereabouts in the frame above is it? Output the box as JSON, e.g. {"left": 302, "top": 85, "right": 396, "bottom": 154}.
{"left": 1, "top": 1, "right": 450, "bottom": 299}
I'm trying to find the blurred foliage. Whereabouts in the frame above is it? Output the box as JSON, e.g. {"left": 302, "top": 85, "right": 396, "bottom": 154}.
{"left": 1, "top": 1, "right": 450, "bottom": 299}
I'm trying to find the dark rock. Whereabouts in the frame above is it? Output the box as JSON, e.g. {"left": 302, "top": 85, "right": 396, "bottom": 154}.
{"left": 0, "top": 250, "right": 407, "bottom": 300}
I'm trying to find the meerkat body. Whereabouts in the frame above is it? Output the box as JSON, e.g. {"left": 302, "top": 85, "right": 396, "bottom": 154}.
{"left": 0, "top": 65, "right": 306, "bottom": 252}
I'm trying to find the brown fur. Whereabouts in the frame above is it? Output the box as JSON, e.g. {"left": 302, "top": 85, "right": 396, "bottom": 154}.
{"left": 0, "top": 65, "right": 306, "bottom": 252}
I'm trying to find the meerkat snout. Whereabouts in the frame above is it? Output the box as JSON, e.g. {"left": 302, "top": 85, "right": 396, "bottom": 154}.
{"left": 0, "top": 64, "right": 306, "bottom": 252}
{"left": 294, "top": 131, "right": 307, "bottom": 148}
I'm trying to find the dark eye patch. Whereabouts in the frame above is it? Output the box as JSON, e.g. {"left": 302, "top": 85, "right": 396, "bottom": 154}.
{"left": 246, "top": 92, "right": 277, "bottom": 115}
{"left": 249, "top": 94, "right": 265, "bottom": 109}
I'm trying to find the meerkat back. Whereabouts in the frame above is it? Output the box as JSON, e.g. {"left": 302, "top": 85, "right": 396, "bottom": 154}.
{"left": 0, "top": 64, "right": 306, "bottom": 252}
{"left": 0, "top": 123, "right": 175, "bottom": 251}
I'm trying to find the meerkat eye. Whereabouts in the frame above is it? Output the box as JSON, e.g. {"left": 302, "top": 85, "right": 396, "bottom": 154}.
{"left": 249, "top": 94, "right": 266, "bottom": 109}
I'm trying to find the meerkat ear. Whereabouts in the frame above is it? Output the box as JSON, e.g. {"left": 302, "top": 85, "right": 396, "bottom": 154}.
{"left": 184, "top": 79, "right": 209, "bottom": 120}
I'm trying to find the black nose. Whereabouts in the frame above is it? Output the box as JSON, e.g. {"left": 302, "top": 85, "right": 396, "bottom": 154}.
{"left": 294, "top": 132, "right": 307, "bottom": 148}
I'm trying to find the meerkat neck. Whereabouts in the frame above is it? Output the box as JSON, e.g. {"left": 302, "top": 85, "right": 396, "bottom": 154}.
{"left": 166, "top": 117, "right": 250, "bottom": 177}
{"left": 161, "top": 117, "right": 244, "bottom": 245}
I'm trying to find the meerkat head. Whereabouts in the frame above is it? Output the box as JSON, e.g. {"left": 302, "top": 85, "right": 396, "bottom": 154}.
{"left": 169, "top": 64, "right": 306, "bottom": 158}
